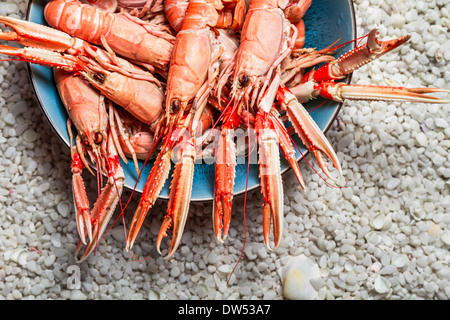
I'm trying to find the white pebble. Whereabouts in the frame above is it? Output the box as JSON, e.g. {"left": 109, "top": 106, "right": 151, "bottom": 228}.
{"left": 428, "top": 224, "right": 441, "bottom": 237}
{"left": 31, "top": 284, "right": 45, "bottom": 296}
{"left": 370, "top": 213, "right": 386, "bottom": 230}
{"left": 170, "top": 266, "right": 181, "bottom": 278}
{"left": 4, "top": 113, "right": 15, "bottom": 125}
{"left": 0, "top": 3, "right": 18, "bottom": 15}
{"left": 281, "top": 255, "right": 321, "bottom": 300}
{"left": 50, "top": 234, "right": 61, "bottom": 248}
{"left": 391, "top": 13, "right": 405, "bottom": 28}
{"left": 23, "top": 129, "right": 38, "bottom": 142}
{"left": 263, "top": 290, "right": 277, "bottom": 300}
{"left": 434, "top": 118, "right": 449, "bottom": 129}
{"left": 218, "top": 265, "right": 232, "bottom": 275}
{"left": 374, "top": 275, "right": 391, "bottom": 294}
{"left": 415, "top": 132, "right": 428, "bottom": 147}
{"left": 437, "top": 267, "right": 450, "bottom": 280}
{"left": 208, "top": 252, "right": 218, "bottom": 264}
{"left": 70, "top": 290, "right": 87, "bottom": 300}
{"left": 56, "top": 201, "right": 71, "bottom": 218}
{"left": 44, "top": 254, "right": 56, "bottom": 267}
{"left": 441, "top": 231, "right": 450, "bottom": 246}
{"left": 385, "top": 178, "right": 400, "bottom": 190}
{"left": 110, "top": 227, "right": 126, "bottom": 243}
{"left": 392, "top": 254, "right": 409, "bottom": 268}
{"left": 380, "top": 265, "right": 397, "bottom": 275}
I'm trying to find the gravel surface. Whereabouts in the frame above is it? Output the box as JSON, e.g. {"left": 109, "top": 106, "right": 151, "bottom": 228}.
{"left": 0, "top": 0, "right": 449, "bottom": 300}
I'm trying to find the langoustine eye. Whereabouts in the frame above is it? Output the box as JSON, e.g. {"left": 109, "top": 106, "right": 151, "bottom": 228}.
{"left": 238, "top": 73, "right": 249, "bottom": 88}
{"left": 93, "top": 72, "right": 106, "bottom": 84}
{"left": 92, "top": 131, "right": 103, "bottom": 145}
{"left": 170, "top": 99, "right": 181, "bottom": 114}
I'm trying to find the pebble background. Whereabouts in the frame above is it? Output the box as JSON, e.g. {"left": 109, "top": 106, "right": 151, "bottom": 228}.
{"left": 0, "top": 0, "right": 449, "bottom": 300}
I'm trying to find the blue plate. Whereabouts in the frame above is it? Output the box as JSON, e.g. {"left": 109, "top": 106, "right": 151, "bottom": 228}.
{"left": 26, "top": 0, "right": 356, "bottom": 201}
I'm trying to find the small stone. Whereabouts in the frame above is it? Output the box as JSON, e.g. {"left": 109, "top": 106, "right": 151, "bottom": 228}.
{"left": 4, "top": 113, "right": 15, "bottom": 125}
{"left": 391, "top": 13, "right": 405, "bottom": 28}
{"left": 282, "top": 255, "right": 320, "bottom": 300}
{"left": 218, "top": 265, "right": 232, "bottom": 275}
{"left": 244, "top": 245, "right": 257, "bottom": 260}
{"left": 392, "top": 254, "right": 409, "bottom": 268}
{"left": 11, "top": 100, "right": 28, "bottom": 116}
{"left": 50, "top": 233, "right": 61, "bottom": 248}
{"left": 309, "top": 277, "right": 325, "bottom": 291}
{"left": 0, "top": 2, "right": 18, "bottom": 15}
{"left": 31, "top": 284, "right": 45, "bottom": 296}
{"left": 56, "top": 201, "right": 71, "bottom": 218}
{"left": 411, "top": 206, "right": 426, "bottom": 221}
{"left": 423, "top": 202, "right": 435, "bottom": 213}
{"left": 441, "top": 231, "right": 450, "bottom": 246}
{"left": 170, "top": 266, "right": 181, "bottom": 278}
{"left": 337, "top": 134, "right": 353, "bottom": 150}
{"left": 416, "top": 132, "right": 428, "bottom": 147}
{"left": 366, "top": 232, "right": 381, "bottom": 245}
{"left": 263, "top": 290, "right": 277, "bottom": 300}
{"left": 239, "top": 285, "right": 251, "bottom": 296}
{"left": 110, "top": 227, "right": 126, "bottom": 242}
{"left": 385, "top": 178, "right": 400, "bottom": 190}
{"left": 70, "top": 289, "right": 87, "bottom": 300}
{"left": 434, "top": 118, "right": 448, "bottom": 128}
{"left": 351, "top": 195, "right": 360, "bottom": 206}
{"left": 380, "top": 265, "right": 397, "bottom": 275}
{"left": 23, "top": 129, "right": 38, "bottom": 142}
{"left": 437, "top": 267, "right": 450, "bottom": 280}
{"left": 371, "top": 213, "right": 386, "bottom": 230}
{"left": 425, "top": 118, "right": 435, "bottom": 129}
{"left": 27, "top": 260, "right": 37, "bottom": 273}
{"left": 208, "top": 252, "right": 218, "bottom": 264}
{"left": 424, "top": 282, "right": 438, "bottom": 294}
{"left": 44, "top": 254, "right": 56, "bottom": 267}
{"left": 148, "top": 289, "right": 160, "bottom": 300}
{"left": 428, "top": 224, "right": 441, "bottom": 237}
{"left": 374, "top": 275, "right": 391, "bottom": 294}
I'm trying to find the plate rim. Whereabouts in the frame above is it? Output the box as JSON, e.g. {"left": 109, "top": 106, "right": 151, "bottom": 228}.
{"left": 25, "top": 0, "right": 356, "bottom": 203}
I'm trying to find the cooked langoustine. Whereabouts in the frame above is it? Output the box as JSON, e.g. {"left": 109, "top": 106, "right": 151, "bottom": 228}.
{"left": 44, "top": 0, "right": 175, "bottom": 71}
